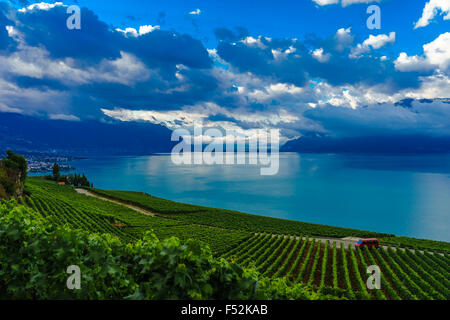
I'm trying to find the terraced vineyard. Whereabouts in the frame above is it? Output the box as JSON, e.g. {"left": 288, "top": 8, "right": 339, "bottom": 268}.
{"left": 20, "top": 178, "right": 450, "bottom": 300}
{"left": 23, "top": 178, "right": 252, "bottom": 255}
{"left": 89, "top": 189, "right": 392, "bottom": 239}
{"left": 86, "top": 188, "right": 450, "bottom": 253}
{"left": 222, "top": 234, "right": 450, "bottom": 300}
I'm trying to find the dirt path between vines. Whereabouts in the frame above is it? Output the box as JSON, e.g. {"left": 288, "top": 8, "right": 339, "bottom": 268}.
{"left": 75, "top": 188, "right": 156, "bottom": 217}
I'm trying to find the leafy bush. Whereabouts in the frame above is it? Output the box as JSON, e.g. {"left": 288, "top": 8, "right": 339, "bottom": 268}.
{"left": 1, "top": 150, "right": 27, "bottom": 182}
{"left": 255, "top": 278, "right": 346, "bottom": 300}
{"left": 0, "top": 200, "right": 338, "bottom": 300}
{"left": 0, "top": 201, "right": 259, "bottom": 300}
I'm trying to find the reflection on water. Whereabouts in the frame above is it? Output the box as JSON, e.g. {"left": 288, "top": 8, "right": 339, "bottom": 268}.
{"left": 66, "top": 153, "right": 450, "bottom": 241}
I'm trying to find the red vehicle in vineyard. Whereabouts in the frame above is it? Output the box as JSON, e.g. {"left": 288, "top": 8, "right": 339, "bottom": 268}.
{"left": 355, "top": 238, "right": 379, "bottom": 249}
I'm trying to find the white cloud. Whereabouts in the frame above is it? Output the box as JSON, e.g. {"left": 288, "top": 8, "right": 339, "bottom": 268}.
{"left": 350, "top": 32, "right": 395, "bottom": 58}
{"left": 312, "top": 0, "right": 339, "bottom": 5}
{"left": 0, "top": 78, "right": 69, "bottom": 116}
{"left": 245, "top": 83, "right": 304, "bottom": 102}
{"left": 363, "top": 32, "right": 396, "bottom": 49}
{"left": 18, "top": 2, "right": 64, "bottom": 13}
{"left": 101, "top": 100, "right": 300, "bottom": 144}
{"left": 394, "top": 32, "right": 450, "bottom": 72}
{"left": 414, "top": 0, "right": 450, "bottom": 29}
{"left": 98, "top": 51, "right": 152, "bottom": 85}
{"left": 311, "top": 48, "right": 331, "bottom": 63}
{"left": 394, "top": 53, "right": 433, "bottom": 72}
{"left": 0, "top": 39, "right": 151, "bottom": 86}
{"left": 49, "top": 114, "right": 80, "bottom": 121}
{"left": 115, "top": 25, "right": 160, "bottom": 37}
{"left": 241, "top": 36, "right": 267, "bottom": 49}
{"left": 401, "top": 72, "right": 450, "bottom": 99}
{"left": 272, "top": 46, "right": 296, "bottom": 60}
{"left": 341, "top": 0, "right": 380, "bottom": 6}
{"left": 138, "top": 25, "right": 160, "bottom": 35}
{"left": 0, "top": 102, "right": 22, "bottom": 114}
{"left": 312, "top": 0, "right": 380, "bottom": 7}
{"left": 189, "top": 9, "right": 202, "bottom": 15}
{"left": 334, "top": 27, "right": 354, "bottom": 52}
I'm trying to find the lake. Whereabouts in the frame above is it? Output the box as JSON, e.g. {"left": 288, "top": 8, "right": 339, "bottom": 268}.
{"left": 64, "top": 153, "right": 450, "bottom": 241}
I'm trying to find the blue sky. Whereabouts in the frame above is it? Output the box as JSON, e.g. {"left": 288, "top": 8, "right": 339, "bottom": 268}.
{"left": 7, "top": 0, "right": 442, "bottom": 55}
{"left": 0, "top": 0, "right": 449, "bottom": 142}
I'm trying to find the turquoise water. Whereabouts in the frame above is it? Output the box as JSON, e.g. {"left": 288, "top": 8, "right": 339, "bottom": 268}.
{"left": 64, "top": 153, "right": 449, "bottom": 241}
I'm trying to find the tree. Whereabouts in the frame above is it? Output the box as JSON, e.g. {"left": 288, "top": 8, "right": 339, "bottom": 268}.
{"left": 80, "top": 174, "right": 89, "bottom": 187}
{"left": 52, "top": 163, "right": 60, "bottom": 181}
{"left": 2, "top": 150, "right": 27, "bottom": 182}
{"left": 0, "top": 150, "right": 28, "bottom": 199}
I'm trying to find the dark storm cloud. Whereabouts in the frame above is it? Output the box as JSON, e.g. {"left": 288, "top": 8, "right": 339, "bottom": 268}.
{"left": 124, "top": 31, "right": 212, "bottom": 77}
{"left": 78, "top": 67, "right": 218, "bottom": 112}
{"left": 0, "top": 3, "right": 448, "bottom": 143}
{"left": 17, "top": 6, "right": 122, "bottom": 64}
{"left": 15, "top": 5, "right": 211, "bottom": 70}
{"left": 215, "top": 28, "right": 425, "bottom": 91}
{"left": 1, "top": 3, "right": 215, "bottom": 118}
{"left": 303, "top": 100, "right": 450, "bottom": 137}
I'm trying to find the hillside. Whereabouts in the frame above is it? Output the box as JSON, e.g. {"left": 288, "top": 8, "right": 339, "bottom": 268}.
{"left": 8, "top": 177, "right": 449, "bottom": 300}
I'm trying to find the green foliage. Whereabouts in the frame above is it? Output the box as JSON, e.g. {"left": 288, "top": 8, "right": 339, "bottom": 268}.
{"left": 332, "top": 242, "right": 338, "bottom": 289}
{"left": 87, "top": 189, "right": 202, "bottom": 214}
{"left": 0, "top": 201, "right": 259, "bottom": 300}
{"left": 0, "top": 150, "right": 27, "bottom": 199}
{"left": 66, "top": 173, "right": 90, "bottom": 187}
{"left": 381, "top": 236, "right": 450, "bottom": 254}
{"left": 2, "top": 150, "right": 27, "bottom": 182}
{"left": 52, "top": 163, "right": 60, "bottom": 181}
{"left": 16, "top": 178, "right": 449, "bottom": 300}
{"left": 25, "top": 178, "right": 251, "bottom": 255}
{"left": 0, "top": 169, "right": 15, "bottom": 196}
{"left": 319, "top": 241, "right": 329, "bottom": 289}
{"left": 0, "top": 200, "right": 351, "bottom": 300}
{"left": 255, "top": 278, "right": 346, "bottom": 300}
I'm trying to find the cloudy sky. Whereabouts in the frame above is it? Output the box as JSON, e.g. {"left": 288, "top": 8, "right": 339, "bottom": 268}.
{"left": 0, "top": 0, "right": 449, "bottom": 142}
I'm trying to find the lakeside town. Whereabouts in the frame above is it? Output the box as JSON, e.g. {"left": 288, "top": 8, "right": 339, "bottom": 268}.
{"left": 16, "top": 152, "right": 77, "bottom": 173}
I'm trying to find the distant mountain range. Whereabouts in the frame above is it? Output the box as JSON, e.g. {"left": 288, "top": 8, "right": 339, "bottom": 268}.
{"left": 281, "top": 134, "right": 450, "bottom": 154}
{"left": 0, "top": 113, "right": 175, "bottom": 156}
{"left": 2, "top": 98, "right": 450, "bottom": 156}
{"left": 282, "top": 98, "right": 450, "bottom": 154}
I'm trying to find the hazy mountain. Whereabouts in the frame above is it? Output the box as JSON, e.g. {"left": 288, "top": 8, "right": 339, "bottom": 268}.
{"left": 281, "top": 134, "right": 450, "bottom": 154}
{"left": 0, "top": 113, "right": 175, "bottom": 156}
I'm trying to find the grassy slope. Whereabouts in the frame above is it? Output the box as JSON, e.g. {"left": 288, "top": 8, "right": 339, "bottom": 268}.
{"left": 25, "top": 178, "right": 251, "bottom": 255}
{"left": 87, "top": 188, "right": 450, "bottom": 253}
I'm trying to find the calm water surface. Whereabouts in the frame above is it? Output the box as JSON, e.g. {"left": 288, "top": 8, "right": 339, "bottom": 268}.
{"left": 63, "top": 153, "right": 450, "bottom": 241}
